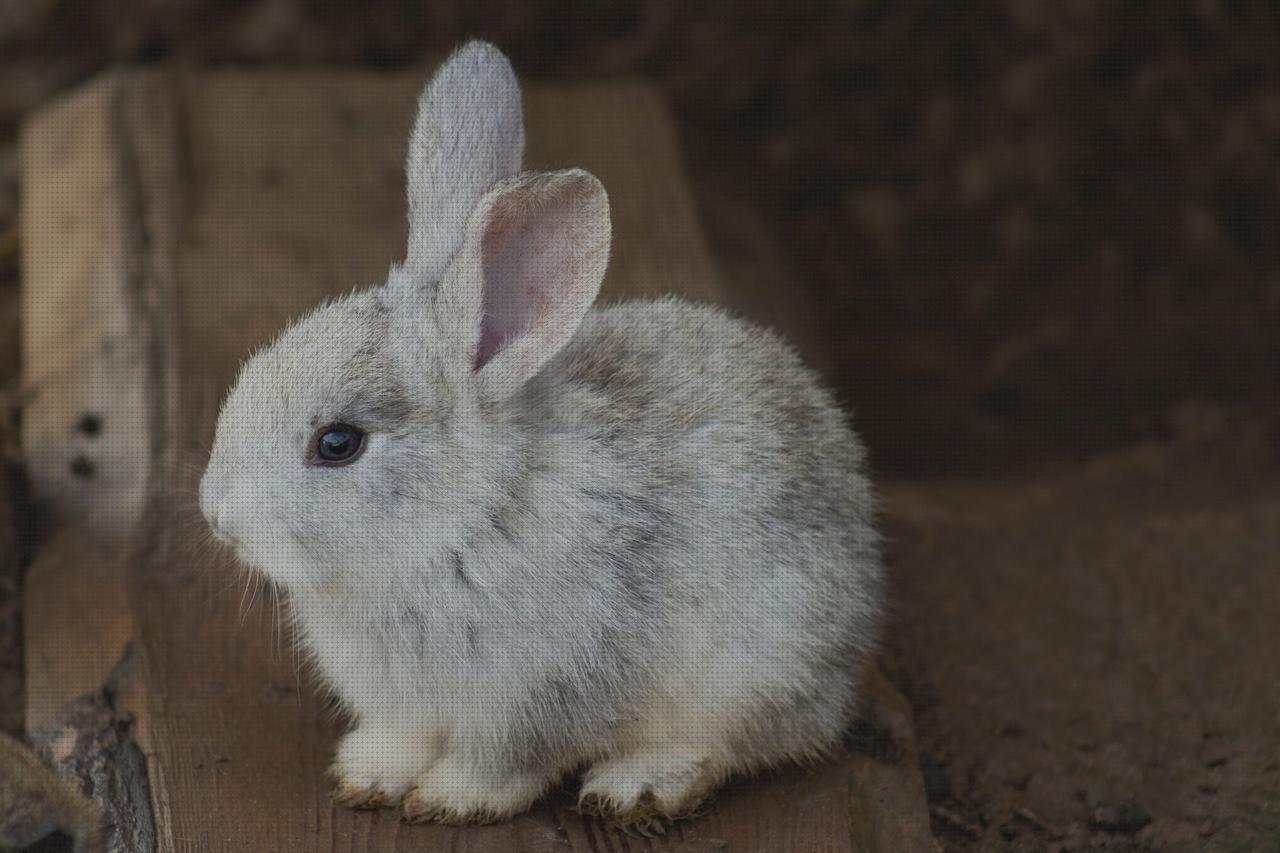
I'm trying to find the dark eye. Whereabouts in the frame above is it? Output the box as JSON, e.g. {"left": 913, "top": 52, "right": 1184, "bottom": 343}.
{"left": 307, "top": 424, "right": 366, "bottom": 466}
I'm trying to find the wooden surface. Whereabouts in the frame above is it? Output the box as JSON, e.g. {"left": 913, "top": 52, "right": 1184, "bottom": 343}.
{"left": 29, "top": 670, "right": 155, "bottom": 853}
{"left": 22, "top": 67, "right": 931, "bottom": 853}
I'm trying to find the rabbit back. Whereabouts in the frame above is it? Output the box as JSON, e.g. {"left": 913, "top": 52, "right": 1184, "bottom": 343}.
{"left": 503, "top": 295, "right": 884, "bottom": 767}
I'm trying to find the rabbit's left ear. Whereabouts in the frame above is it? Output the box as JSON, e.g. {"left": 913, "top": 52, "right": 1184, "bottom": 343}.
{"left": 401, "top": 41, "right": 525, "bottom": 285}
{"left": 433, "top": 168, "right": 611, "bottom": 402}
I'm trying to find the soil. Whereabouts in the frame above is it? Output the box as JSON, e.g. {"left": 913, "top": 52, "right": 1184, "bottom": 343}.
{"left": 2, "top": 2, "right": 1279, "bottom": 851}
{"left": 883, "top": 406, "right": 1280, "bottom": 852}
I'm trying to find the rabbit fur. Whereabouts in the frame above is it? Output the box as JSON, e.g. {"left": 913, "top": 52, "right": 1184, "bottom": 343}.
{"left": 199, "top": 40, "right": 884, "bottom": 825}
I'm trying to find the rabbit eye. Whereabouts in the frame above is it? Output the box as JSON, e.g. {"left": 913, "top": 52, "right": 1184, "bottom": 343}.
{"left": 307, "top": 424, "right": 366, "bottom": 466}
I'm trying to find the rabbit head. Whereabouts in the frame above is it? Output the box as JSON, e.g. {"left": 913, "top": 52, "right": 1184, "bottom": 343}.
{"left": 199, "top": 41, "right": 612, "bottom": 590}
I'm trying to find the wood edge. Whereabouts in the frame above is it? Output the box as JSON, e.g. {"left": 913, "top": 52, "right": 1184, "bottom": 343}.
{"left": 114, "top": 66, "right": 187, "bottom": 853}
{"left": 28, "top": 647, "right": 158, "bottom": 853}
{"left": 847, "top": 660, "right": 935, "bottom": 852}
{"left": 19, "top": 64, "right": 184, "bottom": 853}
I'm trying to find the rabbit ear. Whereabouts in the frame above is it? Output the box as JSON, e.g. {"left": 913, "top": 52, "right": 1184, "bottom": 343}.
{"left": 434, "top": 168, "right": 611, "bottom": 402}
{"left": 402, "top": 41, "right": 525, "bottom": 285}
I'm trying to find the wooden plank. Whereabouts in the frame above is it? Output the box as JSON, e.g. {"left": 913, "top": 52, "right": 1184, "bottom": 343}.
{"left": 22, "top": 529, "right": 133, "bottom": 732}
{"left": 0, "top": 729, "right": 105, "bottom": 852}
{"left": 27, "top": 662, "right": 153, "bottom": 853}
{"left": 19, "top": 72, "right": 170, "bottom": 853}
{"left": 22, "top": 67, "right": 930, "bottom": 852}
{"left": 19, "top": 72, "right": 154, "bottom": 533}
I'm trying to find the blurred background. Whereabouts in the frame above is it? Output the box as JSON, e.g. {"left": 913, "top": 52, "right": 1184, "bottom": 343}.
{"left": 1, "top": 2, "right": 1278, "bottom": 851}
{"left": 2, "top": 0, "right": 1278, "bottom": 476}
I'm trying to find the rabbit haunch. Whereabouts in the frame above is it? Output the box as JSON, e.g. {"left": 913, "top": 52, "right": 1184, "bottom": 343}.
{"left": 199, "top": 40, "right": 884, "bottom": 825}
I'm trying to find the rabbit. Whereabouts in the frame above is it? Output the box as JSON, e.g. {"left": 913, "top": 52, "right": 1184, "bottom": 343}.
{"left": 198, "top": 40, "right": 884, "bottom": 826}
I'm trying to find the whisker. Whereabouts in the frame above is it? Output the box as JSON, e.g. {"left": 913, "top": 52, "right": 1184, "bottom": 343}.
{"left": 272, "top": 584, "right": 285, "bottom": 657}
{"left": 237, "top": 565, "right": 254, "bottom": 624}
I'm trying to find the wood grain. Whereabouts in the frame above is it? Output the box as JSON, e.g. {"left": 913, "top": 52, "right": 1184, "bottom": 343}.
{"left": 22, "top": 67, "right": 930, "bottom": 852}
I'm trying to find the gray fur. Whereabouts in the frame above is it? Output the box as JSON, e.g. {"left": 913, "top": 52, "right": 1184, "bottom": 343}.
{"left": 198, "top": 40, "right": 884, "bottom": 823}
{"left": 402, "top": 41, "right": 524, "bottom": 285}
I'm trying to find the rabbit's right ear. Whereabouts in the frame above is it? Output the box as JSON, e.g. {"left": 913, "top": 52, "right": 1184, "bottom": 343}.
{"left": 400, "top": 41, "right": 525, "bottom": 285}
{"left": 431, "top": 168, "right": 611, "bottom": 404}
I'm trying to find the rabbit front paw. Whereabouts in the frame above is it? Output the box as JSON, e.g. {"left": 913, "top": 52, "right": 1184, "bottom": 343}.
{"left": 401, "top": 755, "right": 553, "bottom": 824}
{"left": 577, "top": 746, "right": 718, "bottom": 826}
{"left": 329, "top": 725, "right": 440, "bottom": 808}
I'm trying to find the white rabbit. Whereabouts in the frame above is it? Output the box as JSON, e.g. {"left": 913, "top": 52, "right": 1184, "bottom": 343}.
{"left": 199, "top": 40, "right": 884, "bottom": 825}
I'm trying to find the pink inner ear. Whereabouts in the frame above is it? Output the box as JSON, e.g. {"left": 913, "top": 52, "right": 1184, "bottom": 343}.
{"left": 473, "top": 198, "right": 578, "bottom": 370}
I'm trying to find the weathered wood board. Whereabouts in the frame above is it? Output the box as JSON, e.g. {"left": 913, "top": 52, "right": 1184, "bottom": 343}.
{"left": 22, "top": 67, "right": 932, "bottom": 852}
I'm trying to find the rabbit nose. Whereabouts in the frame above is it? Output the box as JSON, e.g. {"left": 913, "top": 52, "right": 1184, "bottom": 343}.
{"left": 200, "top": 475, "right": 250, "bottom": 549}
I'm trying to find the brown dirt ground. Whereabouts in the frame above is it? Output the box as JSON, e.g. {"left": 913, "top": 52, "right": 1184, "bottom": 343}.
{"left": 883, "top": 406, "right": 1280, "bottom": 851}
{"left": 2, "top": 3, "right": 1279, "bottom": 851}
